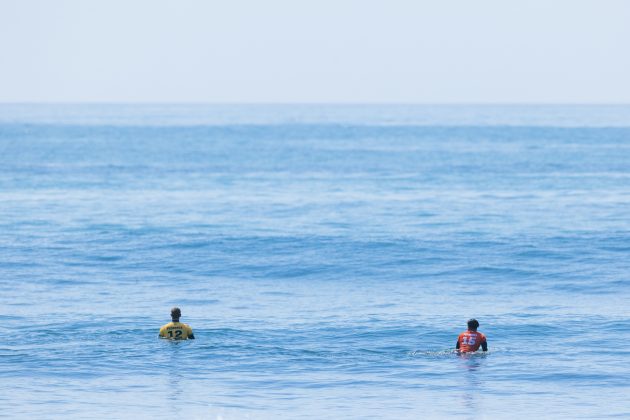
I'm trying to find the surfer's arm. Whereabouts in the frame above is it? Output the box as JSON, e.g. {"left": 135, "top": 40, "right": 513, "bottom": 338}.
{"left": 455, "top": 340, "right": 460, "bottom": 350}
{"left": 481, "top": 341, "right": 487, "bottom": 351}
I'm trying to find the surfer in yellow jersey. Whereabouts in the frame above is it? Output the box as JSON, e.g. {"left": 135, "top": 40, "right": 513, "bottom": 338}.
{"left": 159, "top": 307, "right": 195, "bottom": 340}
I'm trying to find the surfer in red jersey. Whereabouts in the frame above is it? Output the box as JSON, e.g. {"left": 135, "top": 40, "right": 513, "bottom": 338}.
{"left": 456, "top": 319, "right": 487, "bottom": 353}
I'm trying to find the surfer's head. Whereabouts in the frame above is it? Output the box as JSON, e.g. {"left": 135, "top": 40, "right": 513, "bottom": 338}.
{"left": 171, "top": 307, "right": 181, "bottom": 321}
{"left": 467, "top": 318, "right": 480, "bottom": 331}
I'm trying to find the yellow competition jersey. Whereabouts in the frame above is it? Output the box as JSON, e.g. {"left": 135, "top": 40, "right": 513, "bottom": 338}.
{"left": 159, "top": 322, "right": 194, "bottom": 340}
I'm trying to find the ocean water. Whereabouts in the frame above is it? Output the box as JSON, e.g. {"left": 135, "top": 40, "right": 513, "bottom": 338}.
{"left": 1, "top": 104, "right": 629, "bottom": 419}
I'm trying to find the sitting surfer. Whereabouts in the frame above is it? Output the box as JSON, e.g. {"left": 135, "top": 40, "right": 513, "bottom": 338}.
{"left": 159, "top": 307, "right": 195, "bottom": 340}
{"left": 456, "top": 318, "right": 487, "bottom": 352}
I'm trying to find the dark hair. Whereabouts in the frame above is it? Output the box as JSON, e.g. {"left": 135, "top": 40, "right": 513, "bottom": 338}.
{"left": 171, "top": 307, "right": 181, "bottom": 318}
{"left": 467, "top": 318, "right": 479, "bottom": 330}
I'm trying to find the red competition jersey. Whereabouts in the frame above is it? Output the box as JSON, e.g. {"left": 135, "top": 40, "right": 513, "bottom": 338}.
{"left": 457, "top": 330, "right": 487, "bottom": 352}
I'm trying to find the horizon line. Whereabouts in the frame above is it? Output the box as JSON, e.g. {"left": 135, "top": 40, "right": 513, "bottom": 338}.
{"left": 1, "top": 101, "right": 630, "bottom": 107}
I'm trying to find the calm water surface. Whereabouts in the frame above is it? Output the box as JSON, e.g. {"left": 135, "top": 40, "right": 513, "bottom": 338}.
{"left": 1, "top": 105, "right": 629, "bottom": 419}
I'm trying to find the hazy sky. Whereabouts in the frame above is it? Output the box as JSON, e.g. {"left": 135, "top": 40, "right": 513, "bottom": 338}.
{"left": 1, "top": 0, "right": 629, "bottom": 103}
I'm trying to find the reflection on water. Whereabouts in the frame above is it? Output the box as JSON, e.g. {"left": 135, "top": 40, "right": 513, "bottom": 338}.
{"left": 458, "top": 352, "right": 487, "bottom": 414}
{"left": 166, "top": 345, "right": 184, "bottom": 404}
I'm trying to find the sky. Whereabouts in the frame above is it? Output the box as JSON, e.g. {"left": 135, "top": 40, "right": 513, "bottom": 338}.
{"left": 1, "top": 0, "right": 629, "bottom": 103}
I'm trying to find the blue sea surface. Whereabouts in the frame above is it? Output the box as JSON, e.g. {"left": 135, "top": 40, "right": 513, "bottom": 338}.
{"left": 1, "top": 105, "right": 629, "bottom": 419}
